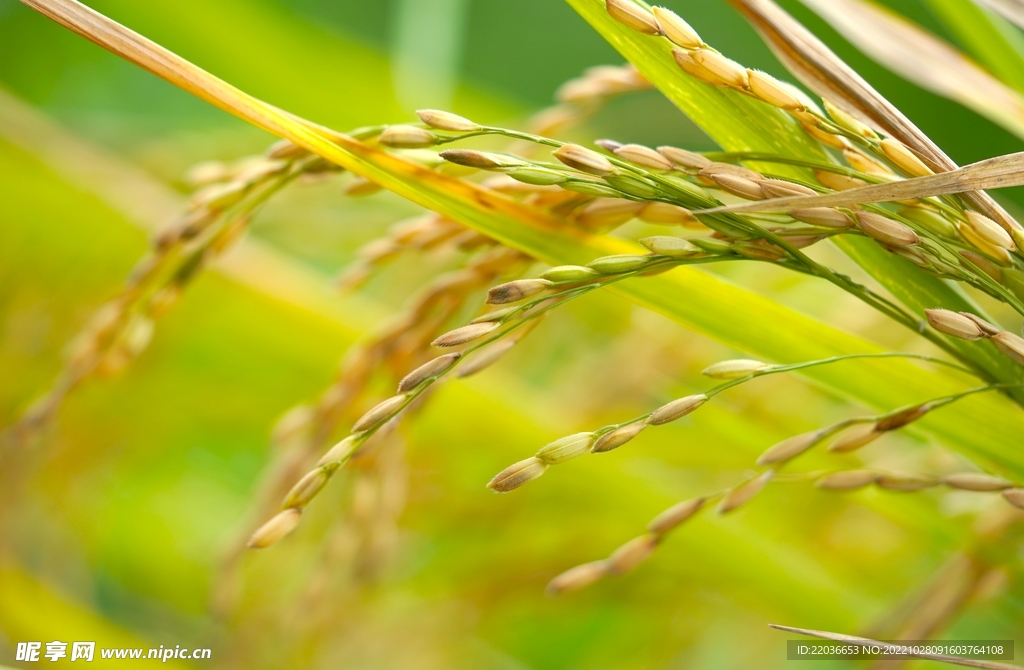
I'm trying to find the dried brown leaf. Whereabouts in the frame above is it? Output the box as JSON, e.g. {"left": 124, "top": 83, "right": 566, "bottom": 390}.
{"left": 800, "top": 0, "right": 1024, "bottom": 139}
{"left": 698, "top": 151, "right": 1024, "bottom": 215}
{"left": 727, "top": 0, "right": 1020, "bottom": 230}
{"left": 975, "top": 0, "right": 1024, "bottom": 32}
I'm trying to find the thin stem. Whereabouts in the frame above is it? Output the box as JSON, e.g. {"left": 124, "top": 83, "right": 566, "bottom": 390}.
{"left": 597, "top": 353, "right": 980, "bottom": 434}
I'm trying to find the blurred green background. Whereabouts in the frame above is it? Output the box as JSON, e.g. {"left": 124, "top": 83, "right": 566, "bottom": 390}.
{"left": 1, "top": 0, "right": 1022, "bottom": 668}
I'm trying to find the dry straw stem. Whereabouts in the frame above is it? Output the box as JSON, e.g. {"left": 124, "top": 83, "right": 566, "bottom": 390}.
{"left": 768, "top": 624, "right": 1022, "bottom": 670}
{"left": 727, "top": 0, "right": 1020, "bottom": 232}
{"left": 799, "top": 0, "right": 1024, "bottom": 142}
{"left": 977, "top": 0, "right": 1024, "bottom": 32}
{"left": 699, "top": 150, "right": 1024, "bottom": 219}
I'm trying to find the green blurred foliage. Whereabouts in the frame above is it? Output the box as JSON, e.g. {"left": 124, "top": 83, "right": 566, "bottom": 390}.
{"left": 1, "top": 0, "right": 1023, "bottom": 668}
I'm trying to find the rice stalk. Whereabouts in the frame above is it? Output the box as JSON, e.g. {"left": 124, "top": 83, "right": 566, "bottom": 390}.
{"left": 3, "top": 142, "right": 350, "bottom": 444}
{"left": 550, "top": 458, "right": 1021, "bottom": 596}
{"left": 976, "top": 0, "right": 1024, "bottom": 32}
{"left": 489, "top": 354, "right": 995, "bottom": 493}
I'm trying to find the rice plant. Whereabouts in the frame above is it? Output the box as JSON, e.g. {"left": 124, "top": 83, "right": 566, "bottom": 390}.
{"left": 5, "top": 0, "right": 1024, "bottom": 666}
